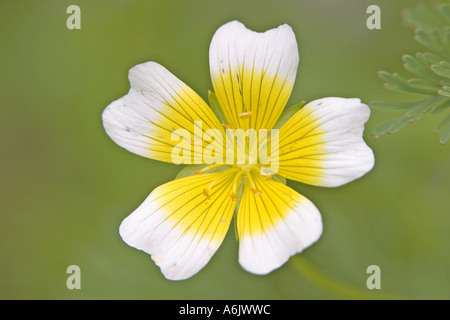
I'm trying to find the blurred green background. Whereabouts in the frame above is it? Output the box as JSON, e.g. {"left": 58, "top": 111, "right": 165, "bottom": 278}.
{"left": 1, "top": 0, "right": 449, "bottom": 300}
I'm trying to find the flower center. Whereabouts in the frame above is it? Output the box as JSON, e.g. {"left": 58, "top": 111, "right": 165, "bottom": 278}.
{"left": 237, "top": 160, "right": 257, "bottom": 172}
{"left": 194, "top": 162, "right": 263, "bottom": 202}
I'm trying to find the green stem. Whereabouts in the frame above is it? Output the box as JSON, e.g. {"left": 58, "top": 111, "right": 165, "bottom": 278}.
{"left": 289, "top": 256, "right": 403, "bottom": 300}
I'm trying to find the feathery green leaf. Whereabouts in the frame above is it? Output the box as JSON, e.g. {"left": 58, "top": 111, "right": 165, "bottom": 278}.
{"left": 373, "top": 1, "right": 450, "bottom": 143}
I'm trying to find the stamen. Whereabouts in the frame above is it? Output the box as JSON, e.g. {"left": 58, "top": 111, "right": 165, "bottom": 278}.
{"left": 229, "top": 194, "right": 240, "bottom": 201}
{"left": 203, "top": 189, "right": 211, "bottom": 200}
{"left": 192, "top": 164, "right": 227, "bottom": 175}
{"left": 202, "top": 179, "right": 217, "bottom": 200}
{"left": 222, "top": 123, "right": 232, "bottom": 129}
{"left": 250, "top": 188, "right": 262, "bottom": 195}
{"left": 245, "top": 170, "right": 262, "bottom": 196}
{"left": 230, "top": 171, "right": 245, "bottom": 202}
{"left": 238, "top": 111, "right": 252, "bottom": 119}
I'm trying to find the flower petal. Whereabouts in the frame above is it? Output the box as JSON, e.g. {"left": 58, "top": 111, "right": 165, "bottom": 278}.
{"left": 102, "top": 62, "right": 224, "bottom": 164}
{"left": 276, "top": 97, "right": 375, "bottom": 187}
{"left": 237, "top": 172, "right": 322, "bottom": 275}
{"left": 209, "top": 21, "right": 299, "bottom": 131}
{"left": 119, "top": 171, "right": 236, "bottom": 280}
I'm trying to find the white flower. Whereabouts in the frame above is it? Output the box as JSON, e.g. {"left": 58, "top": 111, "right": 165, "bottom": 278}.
{"left": 102, "top": 21, "right": 375, "bottom": 280}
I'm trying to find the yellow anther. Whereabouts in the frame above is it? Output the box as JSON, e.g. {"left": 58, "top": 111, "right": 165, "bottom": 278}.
{"left": 238, "top": 111, "right": 252, "bottom": 119}
{"left": 230, "top": 194, "right": 240, "bottom": 201}
{"left": 251, "top": 188, "right": 262, "bottom": 195}
{"left": 203, "top": 189, "right": 211, "bottom": 200}
{"left": 222, "top": 123, "right": 232, "bottom": 129}
{"left": 202, "top": 178, "right": 220, "bottom": 200}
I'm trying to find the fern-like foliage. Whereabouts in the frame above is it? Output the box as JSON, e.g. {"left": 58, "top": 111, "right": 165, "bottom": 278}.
{"left": 371, "top": 2, "right": 450, "bottom": 144}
